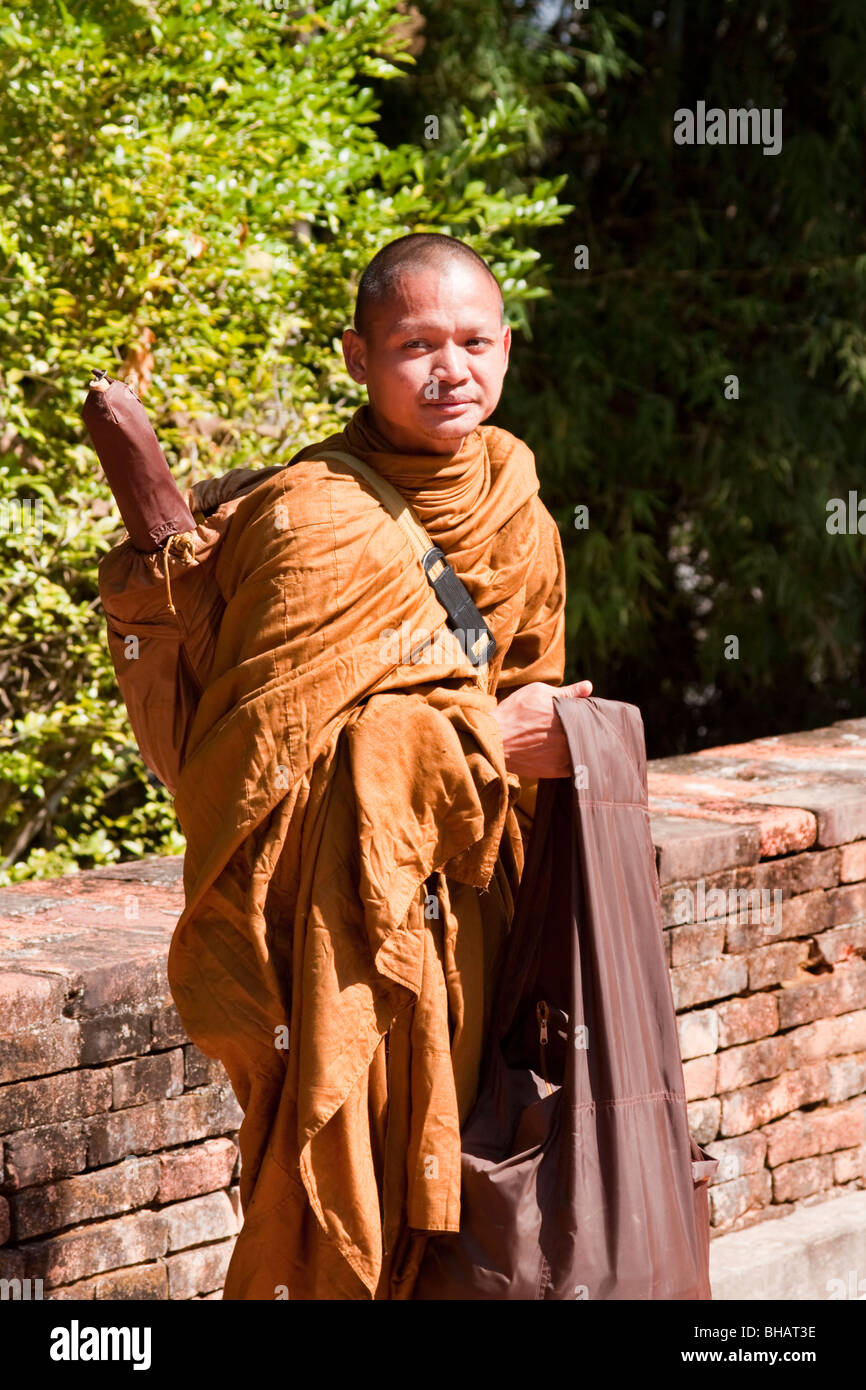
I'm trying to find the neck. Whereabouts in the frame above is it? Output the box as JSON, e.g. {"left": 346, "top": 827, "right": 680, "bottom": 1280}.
{"left": 366, "top": 403, "right": 466, "bottom": 457}
{"left": 341, "top": 404, "right": 488, "bottom": 505}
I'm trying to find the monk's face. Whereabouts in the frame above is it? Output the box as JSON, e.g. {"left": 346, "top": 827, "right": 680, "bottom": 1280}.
{"left": 341, "top": 259, "right": 511, "bottom": 454}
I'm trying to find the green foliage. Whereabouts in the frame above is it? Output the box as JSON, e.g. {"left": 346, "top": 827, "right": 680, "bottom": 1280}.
{"left": 395, "top": 0, "right": 866, "bottom": 753}
{"left": 0, "top": 0, "right": 571, "bottom": 880}
{"left": 7, "top": 0, "right": 866, "bottom": 879}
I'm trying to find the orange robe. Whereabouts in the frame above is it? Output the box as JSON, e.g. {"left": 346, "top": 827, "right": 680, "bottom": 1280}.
{"left": 98, "top": 405, "right": 565, "bottom": 1298}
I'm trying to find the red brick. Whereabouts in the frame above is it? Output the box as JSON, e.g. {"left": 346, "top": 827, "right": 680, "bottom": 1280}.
{"left": 670, "top": 956, "right": 748, "bottom": 1010}
{"left": 87, "top": 1085, "right": 241, "bottom": 1166}
{"left": 0, "top": 1196, "right": 9, "bottom": 1245}
{"left": 162, "top": 1191, "right": 238, "bottom": 1252}
{"left": 0, "top": 972, "right": 66, "bottom": 1033}
{"left": 0, "top": 1248, "right": 24, "bottom": 1282}
{"left": 112, "top": 1050, "right": 184, "bottom": 1109}
{"left": 3, "top": 1120, "right": 88, "bottom": 1190}
{"left": 46, "top": 1277, "right": 96, "bottom": 1300}
{"left": 653, "top": 820, "right": 761, "bottom": 886}
{"left": 683, "top": 1055, "right": 717, "bottom": 1100}
{"left": 715, "top": 993, "right": 779, "bottom": 1047}
{"left": 778, "top": 889, "right": 834, "bottom": 934}
{"left": 746, "top": 939, "right": 812, "bottom": 991}
{"left": 661, "top": 869, "right": 741, "bottom": 928}
{"left": 61, "top": 954, "right": 168, "bottom": 1020}
{"left": 825, "top": 882, "right": 866, "bottom": 926}
{"left": 720, "top": 1062, "right": 829, "bottom": 1136}
{"left": 762, "top": 1102, "right": 865, "bottom": 1166}
{"left": 833, "top": 1144, "right": 866, "bottom": 1183}
{"left": 11, "top": 1157, "right": 159, "bottom": 1240}
{"left": 0, "top": 1069, "right": 112, "bottom": 1135}
{"left": 776, "top": 960, "right": 866, "bottom": 1029}
{"left": 0, "top": 1020, "right": 81, "bottom": 1084}
{"left": 709, "top": 1169, "right": 772, "bottom": 1227}
{"left": 785, "top": 1009, "right": 866, "bottom": 1068}
{"left": 772, "top": 783, "right": 866, "bottom": 847}
{"left": 752, "top": 850, "right": 839, "bottom": 897}
{"left": 151, "top": 1003, "right": 188, "bottom": 1049}
{"left": 717, "top": 1036, "right": 789, "bottom": 1092}
{"left": 95, "top": 1263, "right": 168, "bottom": 1300}
{"left": 814, "top": 922, "right": 866, "bottom": 964}
{"left": 772, "top": 1154, "right": 833, "bottom": 1202}
{"left": 704, "top": 1131, "right": 767, "bottom": 1184}
{"left": 165, "top": 1240, "right": 233, "bottom": 1299}
{"left": 157, "top": 1138, "right": 238, "bottom": 1204}
{"left": 687, "top": 1098, "right": 720, "bottom": 1145}
{"left": 668, "top": 923, "right": 725, "bottom": 967}
{"left": 678, "top": 1008, "right": 719, "bottom": 1060}
{"left": 712, "top": 1200, "right": 795, "bottom": 1238}
{"left": 826, "top": 1051, "right": 866, "bottom": 1104}
{"left": 86, "top": 1103, "right": 160, "bottom": 1166}
{"left": 725, "top": 889, "right": 827, "bottom": 953}
{"left": 839, "top": 842, "right": 866, "bottom": 883}
{"left": 183, "top": 1045, "right": 227, "bottom": 1089}
{"left": 47, "top": 1263, "right": 168, "bottom": 1302}
{"left": 19, "top": 1210, "right": 168, "bottom": 1289}
{"left": 78, "top": 1012, "right": 151, "bottom": 1066}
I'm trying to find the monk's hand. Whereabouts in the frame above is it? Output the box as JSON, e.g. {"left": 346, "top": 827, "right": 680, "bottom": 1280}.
{"left": 492, "top": 680, "right": 593, "bottom": 778}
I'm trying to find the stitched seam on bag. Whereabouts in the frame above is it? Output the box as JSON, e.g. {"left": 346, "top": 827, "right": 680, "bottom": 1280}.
{"left": 571, "top": 1089, "right": 686, "bottom": 1110}
{"left": 572, "top": 798, "right": 649, "bottom": 810}
{"left": 585, "top": 704, "right": 646, "bottom": 793}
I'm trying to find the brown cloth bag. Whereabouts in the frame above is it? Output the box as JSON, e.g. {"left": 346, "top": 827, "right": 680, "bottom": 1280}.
{"left": 413, "top": 694, "right": 718, "bottom": 1300}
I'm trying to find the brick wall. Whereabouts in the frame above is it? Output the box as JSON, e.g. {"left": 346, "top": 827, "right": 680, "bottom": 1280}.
{"left": 651, "top": 718, "right": 866, "bottom": 1235}
{"left": 1, "top": 717, "right": 865, "bottom": 1297}
{"left": 0, "top": 857, "right": 242, "bottom": 1299}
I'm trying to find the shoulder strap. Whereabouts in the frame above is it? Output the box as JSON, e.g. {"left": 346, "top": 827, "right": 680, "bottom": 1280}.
{"left": 316, "top": 448, "right": 495, "bottom": 693}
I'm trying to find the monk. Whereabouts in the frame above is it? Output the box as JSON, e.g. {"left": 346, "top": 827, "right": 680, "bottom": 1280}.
{"left": 96, "top": 232, "right": 593, "bottom": 1299}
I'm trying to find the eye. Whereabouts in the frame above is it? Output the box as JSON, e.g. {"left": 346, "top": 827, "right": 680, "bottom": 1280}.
{"left": 402, "top": 339, "right": 430, "bottom": 350}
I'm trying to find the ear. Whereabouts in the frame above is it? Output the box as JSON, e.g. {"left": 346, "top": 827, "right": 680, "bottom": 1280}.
{"left": 501, "top": 323, "right": 512, "bottom": 374}
{"left": 342, "top": 328, "right": 368, "bottom": 384}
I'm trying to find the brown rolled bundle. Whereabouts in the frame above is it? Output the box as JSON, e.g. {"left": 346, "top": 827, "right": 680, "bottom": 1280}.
{"left": 81, "top": 371, "right": 196, "bottom": 552}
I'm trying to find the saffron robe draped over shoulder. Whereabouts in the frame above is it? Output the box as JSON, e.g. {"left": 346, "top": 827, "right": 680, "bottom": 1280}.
{"left": 97, "top": 405, "right": 566, "bottom": 1299}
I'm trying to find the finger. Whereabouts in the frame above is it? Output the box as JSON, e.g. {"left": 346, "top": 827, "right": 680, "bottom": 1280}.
{"left": 556, "top": 680, "right": 593, "bottom": 701}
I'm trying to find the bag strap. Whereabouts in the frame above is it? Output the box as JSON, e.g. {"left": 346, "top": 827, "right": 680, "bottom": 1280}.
{"left": 317, "top": 448, "right": 496, "bottom": 693}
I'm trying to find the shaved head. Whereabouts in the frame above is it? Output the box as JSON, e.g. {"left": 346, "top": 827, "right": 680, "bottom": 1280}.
{"left": 341, "top": 232, "right": 511, "bottom": 453}
{"left": 354, "top": 233, "right": 504, "bottom": 339}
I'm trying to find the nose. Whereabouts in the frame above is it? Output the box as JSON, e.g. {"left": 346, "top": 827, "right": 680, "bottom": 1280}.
{"left": 430, "top": 340, "right": 470, "bottom": 386}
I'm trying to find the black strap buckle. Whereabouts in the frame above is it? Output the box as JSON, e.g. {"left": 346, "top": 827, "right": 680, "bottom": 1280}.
{"left": 421, "top": 546, "right": 496, "bottom": 667}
